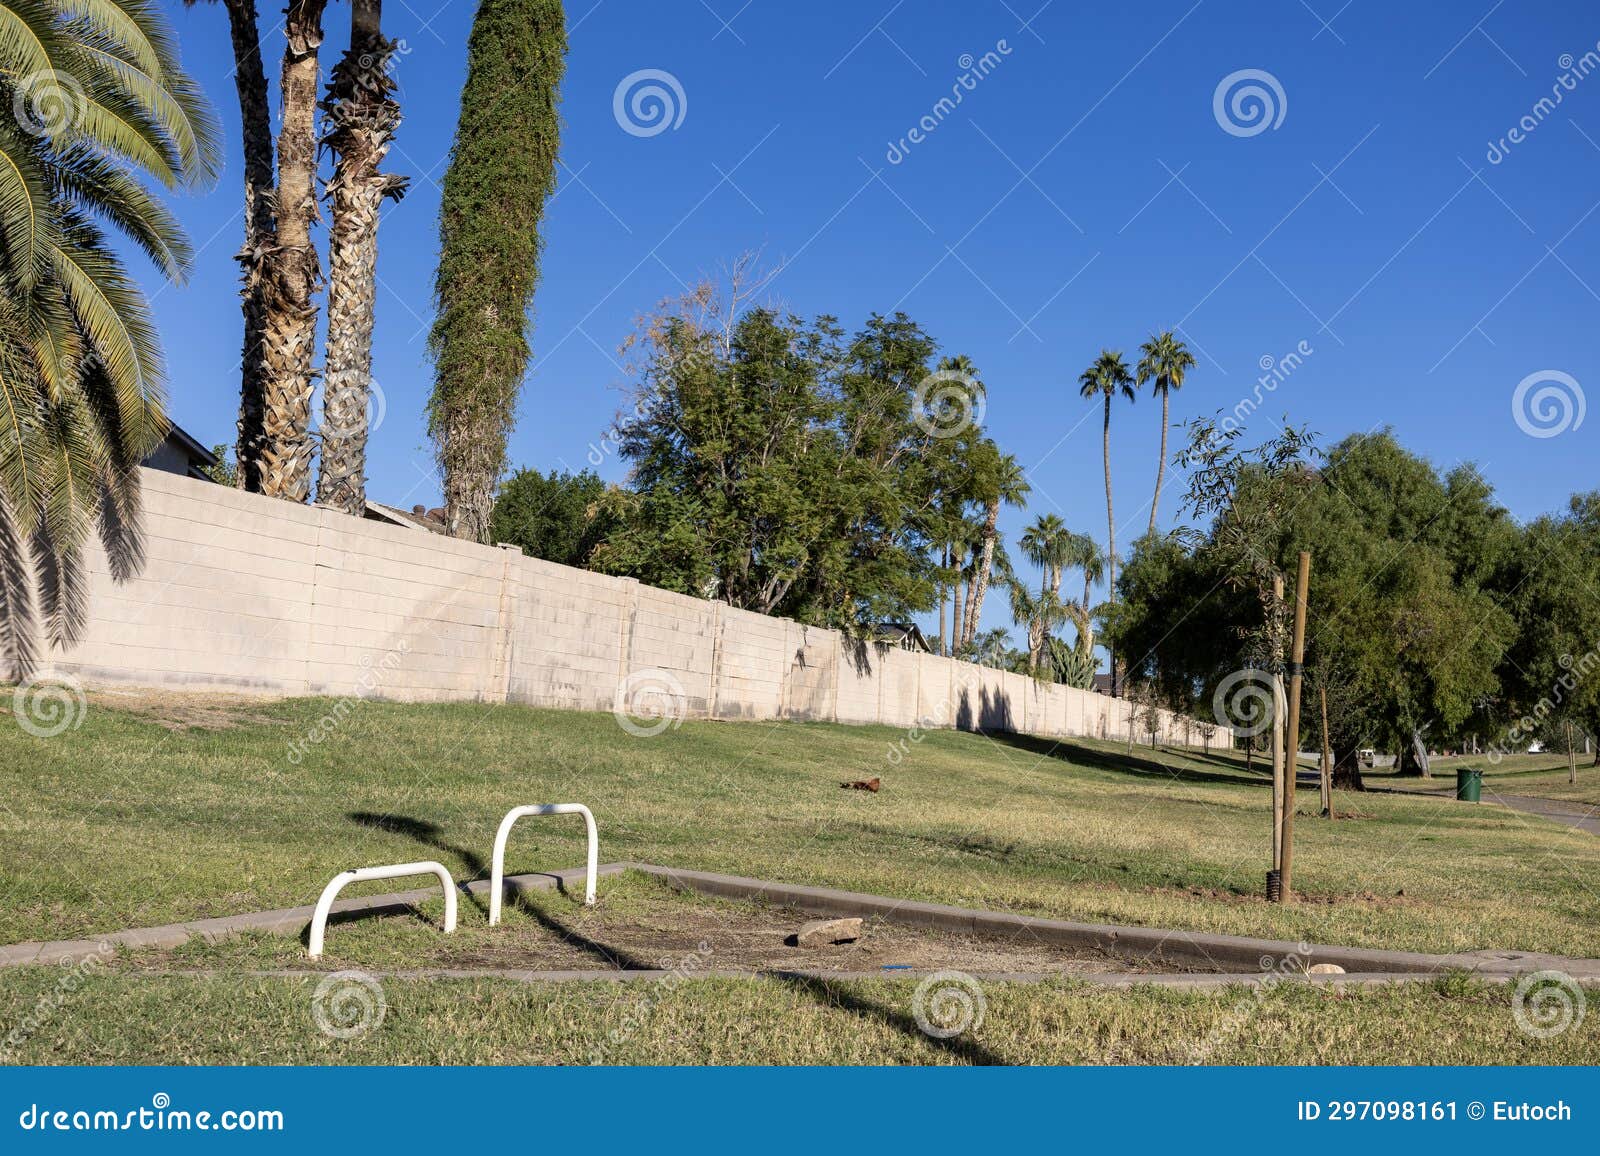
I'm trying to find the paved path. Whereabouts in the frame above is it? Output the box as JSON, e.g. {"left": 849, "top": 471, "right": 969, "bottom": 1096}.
{"left": 1369, "top": 780, "right": 1600, "bottom": 837}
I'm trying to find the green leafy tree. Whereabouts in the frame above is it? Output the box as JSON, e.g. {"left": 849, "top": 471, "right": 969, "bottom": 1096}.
{"left": 1495, "top": 492, "right": 1600, "bottom": 778}
{"left": 491, "top": 468, "right": 611, "bottom": 567}
{"left": 1, "top": 0, "right": 219, "bottom": 675}
{"left": 593, "top": 291, "right": 952, "bottom": 630}
{"left": 429, "top": 0, "right": 565, "bottom": 541}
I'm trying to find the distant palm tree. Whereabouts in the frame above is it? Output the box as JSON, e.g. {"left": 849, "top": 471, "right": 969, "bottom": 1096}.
{"left": 972, "top": 628, "right": 1013, "bottom": 668}
{"left": 1020, "top": 513, "right": 1069, "bottom": 599}
{"left": 1061, "top": 531, "right": 1105, "bottom": 658}
{"left": 964, "top": 450, "right": 1030, "bottom": 648}
{"left": 1136, "top": 331, "right": 1196, "bottom": 535}
{"left": 0, "top": 0, "right": 219, "bottom": 674}
{"left": 1077, "top": 350, "right": 1135, "bottom": 597}
{"left": 1007, "top": 580, "right": 1067, "bottom": 675}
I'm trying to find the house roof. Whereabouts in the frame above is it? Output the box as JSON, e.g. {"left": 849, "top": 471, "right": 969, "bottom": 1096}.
{"left": 365, "top": 501, "right": 450, "bottom": 535}
{"left": 870, "top": 622, "right": 931, "bottom": 652}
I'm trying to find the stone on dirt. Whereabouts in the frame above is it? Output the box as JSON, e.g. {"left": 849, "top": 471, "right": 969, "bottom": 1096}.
{"left": 1307, "top": 963, "right": 1346, "bottom": 975}
{"left": 795, "top": 917, "right": 865, "bottom": 947}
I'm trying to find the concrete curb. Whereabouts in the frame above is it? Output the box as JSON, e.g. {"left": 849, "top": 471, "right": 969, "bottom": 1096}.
{"left": 5, "top": 861, "right": 1598, "bottom": 981}
{"left": 119, "top": 967, "right": 1590, "bottom": 990}
{"left": 629, "top": 863, "right": 1600, "bottom": 980}
{"left": 0, "top": 864, "right": 627, "bottom": 968}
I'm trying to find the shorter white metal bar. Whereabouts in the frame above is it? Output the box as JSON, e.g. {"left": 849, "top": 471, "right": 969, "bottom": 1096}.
{"left": 489, "top": 804, "right": 599, "bottom": 925}
{"left": 308, "top": 860, "right": 458, "bottom": 959}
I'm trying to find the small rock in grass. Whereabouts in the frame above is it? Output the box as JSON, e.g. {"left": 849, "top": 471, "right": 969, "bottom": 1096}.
{"left": 1307, "top": 963, "right": 1346, "bottom": 975}
{"left": 794, "top": 917, "right": 864, "bottom": 947}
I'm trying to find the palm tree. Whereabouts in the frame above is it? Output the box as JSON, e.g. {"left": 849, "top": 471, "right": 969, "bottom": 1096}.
{"left": 1007, "top": 580, "right": 1068, "bottom": 675}
{"left": 1078, "top": 348, "right": 1134, "bottom": 602}
{"left": 1078, "top": 350, "right": 1133, "bottom": 693}
{"left": 183, "top": 0, "right": 273, "bottom": 493}
{"left": 1020, "top": 512, "right": 1069, "bottom": 599}
{"left": 963, "top": 448, "right": 1029, "bottom": 648}
{"left": 1136, "top": 330, "right": 1195, "bottom": 535}
{"left": 1060, "top": 531, "right": 1104, "bottom": 659}
{"left": 316, "top": 0, "right": 408, "bottom": 514}
{"left": 971, "top": 628, "right": 1013, "bottom": 669}
{"left": 257, "top": 0, "right": 329, "bottom": 502}
{"left": 0, "top": 0, "right": 219, "bottom": 675}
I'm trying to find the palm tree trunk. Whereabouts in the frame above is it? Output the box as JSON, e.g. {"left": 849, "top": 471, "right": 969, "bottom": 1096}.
{"left": 317, "top": 0, "right": 407, "bottom": 515}
{"left": 952, "top": 554, "right": 966, "bottom": 655}
{"left": 259, "top": 0, "right": 329, "bottom": 502}
{"left": 938, "top": 543, "right": 951, "bottom": 656}
{"left": 965, "top": 498, "right": 1000, "bottom": 646}
{"left": 1102, "top": 393, "right": 1116, "bottom": 692}
{"left": 1148, "top": 389, "right": 1169, "bottom": 536}
{"left": 217, "top": 0, "right": 274, "bottom": 493}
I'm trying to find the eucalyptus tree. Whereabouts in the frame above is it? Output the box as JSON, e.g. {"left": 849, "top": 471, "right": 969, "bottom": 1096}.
{"left": 0, "top": 0, "right": 219, "bottom": 674}
{"left": 1136, "top": 330, "right": 1195, "bottom": 535}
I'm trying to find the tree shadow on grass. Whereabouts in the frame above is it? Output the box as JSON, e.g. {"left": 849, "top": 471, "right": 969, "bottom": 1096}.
{"left": 347, "top": 812, "right": 491, "bottom": 915}
{"left": 766, "top": 973, "right": 1009, "bottom": 1066}
{"left": 981, "top": 732, "right": 1266, "bottom": 789}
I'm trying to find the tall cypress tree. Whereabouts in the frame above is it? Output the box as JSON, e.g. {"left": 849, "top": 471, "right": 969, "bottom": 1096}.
{"left": 427, "top": 0, "right": 565, "bottom": 542}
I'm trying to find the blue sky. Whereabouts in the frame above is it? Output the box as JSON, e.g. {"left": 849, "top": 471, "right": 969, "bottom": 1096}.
{"left": 150, "top": 0, "right": 1597, "bottom": 636}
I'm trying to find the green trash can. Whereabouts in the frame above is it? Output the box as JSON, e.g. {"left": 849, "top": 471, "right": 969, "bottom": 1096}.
{"left": 1456, "top": 767, "right": 1482, "bottom": 803}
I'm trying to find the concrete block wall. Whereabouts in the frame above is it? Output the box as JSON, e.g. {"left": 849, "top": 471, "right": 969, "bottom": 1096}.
{"left": 48, "top": 469, "right": 1200, "bottom": 747}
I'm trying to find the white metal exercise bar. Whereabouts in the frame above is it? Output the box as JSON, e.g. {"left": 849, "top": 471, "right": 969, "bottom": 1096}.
{"left": 489, "top": 803, "right": 599, "bottom": 924}
{"left": 308, "top": 860, "right": 458, "bottom": 959}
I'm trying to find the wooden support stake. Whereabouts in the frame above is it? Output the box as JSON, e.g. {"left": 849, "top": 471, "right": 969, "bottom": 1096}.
{"left": 1271, "top": 574, "right": 1285, "bottom": 875}
{"left": 1278, "top": 551, "right": 1311, "bottom": 900}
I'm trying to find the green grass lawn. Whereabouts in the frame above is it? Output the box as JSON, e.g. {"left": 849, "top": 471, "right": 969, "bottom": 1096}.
{"left": 3, "top": 968, "right": 1593, "bottom": 1065}
{"left": 3, "top": 692, "right": 1597, "bottom": 1066}
{"left": 1369, "top": 752, "right": 1600, "bottom": 809}
{"left": 3, "top": 692, "right": 1597, "bottom": 957}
